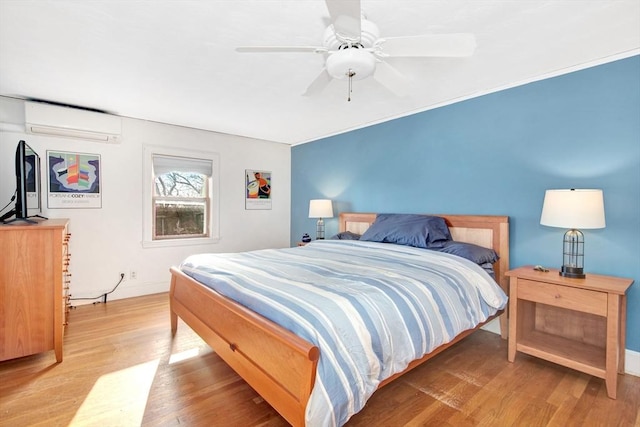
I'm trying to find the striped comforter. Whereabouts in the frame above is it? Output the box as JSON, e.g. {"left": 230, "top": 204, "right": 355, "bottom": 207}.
{"left": 180, "top": 239, "right": 508, "bottom": 426}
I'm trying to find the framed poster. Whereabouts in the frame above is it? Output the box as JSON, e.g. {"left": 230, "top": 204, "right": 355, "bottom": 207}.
{"left": 47, "top": 150, "right": 102, "bottom": 209}
{"left": 245, "top": 169, "right": 271, "bottom": 210}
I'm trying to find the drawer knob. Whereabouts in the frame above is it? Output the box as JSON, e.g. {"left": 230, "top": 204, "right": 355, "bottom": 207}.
{"left": 230, "top": 343, "right": 238, "bottom": 352}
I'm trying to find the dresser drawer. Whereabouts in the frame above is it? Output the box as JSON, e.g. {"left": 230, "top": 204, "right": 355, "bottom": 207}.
{"left": 517, "top": 279, "right": 607, "bottom": 316}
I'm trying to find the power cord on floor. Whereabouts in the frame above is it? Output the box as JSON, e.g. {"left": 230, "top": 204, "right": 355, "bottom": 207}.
{"left": 70, "top": 273, "right": 125, "bottom": 305}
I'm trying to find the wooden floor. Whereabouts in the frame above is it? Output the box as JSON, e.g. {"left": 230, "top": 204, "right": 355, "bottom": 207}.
{"left": 1, "top": 293, "right": 639, "bottom": 427}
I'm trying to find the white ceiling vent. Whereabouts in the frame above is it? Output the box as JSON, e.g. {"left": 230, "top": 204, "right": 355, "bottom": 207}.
{"left": 25, "top": 101, "right": 122, "bottom": 143}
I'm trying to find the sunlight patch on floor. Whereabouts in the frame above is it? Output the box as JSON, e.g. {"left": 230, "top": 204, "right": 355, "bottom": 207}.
{"left": 168, "top": 347, "right": 201, "bottom": 365}
{"left": 69, "top": 359, "right": 159, "bottom": 426}
{"left": 408, "top": 381, "right": 463, "bottom": 410}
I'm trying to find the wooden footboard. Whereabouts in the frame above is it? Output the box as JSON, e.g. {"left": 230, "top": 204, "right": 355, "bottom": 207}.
{"left": 170, "top": 267, "right": 319, "bottom": 427}
{"left": 169, "top": 213, "right": 509, "bottom": 426}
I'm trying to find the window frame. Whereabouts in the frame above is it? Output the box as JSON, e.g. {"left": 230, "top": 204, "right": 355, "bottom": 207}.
{"left": 142, "top": 145, "right": 220, "bottom": 248}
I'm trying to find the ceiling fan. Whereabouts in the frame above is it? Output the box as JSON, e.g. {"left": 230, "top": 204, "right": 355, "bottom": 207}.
{"left": 236, "top": 0, "right": 476, "bottom": 100}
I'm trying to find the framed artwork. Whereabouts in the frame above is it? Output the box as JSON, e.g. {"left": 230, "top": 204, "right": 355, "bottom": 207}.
{"left": 245, "top": 169, "right": 271, "bottom": 210}
{"left": 47, "top": 150, "right": 102, "bottom": 209}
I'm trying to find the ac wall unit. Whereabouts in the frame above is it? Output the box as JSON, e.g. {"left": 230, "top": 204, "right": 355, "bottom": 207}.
{"left": 24, "top": 101, "right": 122, "bottom": 143}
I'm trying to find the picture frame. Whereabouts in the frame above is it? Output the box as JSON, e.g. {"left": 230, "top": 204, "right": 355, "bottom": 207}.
{"left": 47, "top": 150, "right": 102, "bottom": 209}
{"left": 245, "top": 169, "right": 271, "bottom": 210}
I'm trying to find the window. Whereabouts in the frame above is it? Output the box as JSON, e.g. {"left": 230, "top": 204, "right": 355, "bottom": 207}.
{"left": 153, "top": 155, "right": 210, "bottom": 240}
{"left": 143, "top": 146, "right": 219, "bottom": 248}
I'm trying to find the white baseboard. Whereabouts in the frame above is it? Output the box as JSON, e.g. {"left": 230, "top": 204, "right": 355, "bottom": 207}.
{"left": 481, "top": 318, "right": 640, "bottom": 377}
{"left": 626, "top": 348, "right": 640, "bottom": 377}
{"left": 481, "top": 317, "right": 501, "bottom": 335}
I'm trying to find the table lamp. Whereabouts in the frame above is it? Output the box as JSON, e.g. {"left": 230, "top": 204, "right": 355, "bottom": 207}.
{"left": 308, "top": 199, "right": 333, "bottom": 240}
{"left": 540, "top": 189, "right": 606, "bottom": 278}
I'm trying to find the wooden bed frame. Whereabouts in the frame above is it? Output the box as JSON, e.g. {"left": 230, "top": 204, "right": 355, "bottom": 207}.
{"left": 169, "top": 213, "right": 509, "bottom": 426}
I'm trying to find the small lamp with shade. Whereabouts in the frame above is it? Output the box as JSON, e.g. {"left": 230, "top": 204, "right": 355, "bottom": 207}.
{"left": 308, "top": 199, "right": 333, "bottom": 240}
{"left": 540, "top": 188, "right": 606, "bottom": 278}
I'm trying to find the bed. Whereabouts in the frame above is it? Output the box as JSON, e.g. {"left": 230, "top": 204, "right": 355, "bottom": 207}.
{"left": 169, "top": 213, "right": 509, "bottom": 426}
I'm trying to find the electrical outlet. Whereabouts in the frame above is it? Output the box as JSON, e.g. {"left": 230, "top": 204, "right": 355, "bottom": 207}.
{"left": 130, "top": 270, "right": 137, "bottom": 280}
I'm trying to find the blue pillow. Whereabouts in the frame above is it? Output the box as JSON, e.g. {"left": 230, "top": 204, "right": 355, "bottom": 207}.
{"left": 329, "top": 231, "right": 362, "bottom": 240}
{"left": 479, "top": 262, "right": 496, "bottom": 279}
{"left": 359, "top": 214, "right": 452, "bottom": 249}
{"left": 437, "top": 240, "right": 499, "bottom": 264}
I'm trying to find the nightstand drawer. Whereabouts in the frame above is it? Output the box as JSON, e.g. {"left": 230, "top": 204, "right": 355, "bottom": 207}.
{"left": 518, "top": 279, "right": 607, "bottom": 316}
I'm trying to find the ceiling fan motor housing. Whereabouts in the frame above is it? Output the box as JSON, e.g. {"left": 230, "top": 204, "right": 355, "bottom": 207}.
{"left": 324, "top": 18, "right": 380, "bottom": 80}
{"left": 323, "top": 18, "right": 380, "bottom": 50}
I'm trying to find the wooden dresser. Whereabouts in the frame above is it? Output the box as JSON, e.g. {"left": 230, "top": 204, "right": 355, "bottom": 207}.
{"left": 0, "top": 218, "right": 71, "bottom": 362}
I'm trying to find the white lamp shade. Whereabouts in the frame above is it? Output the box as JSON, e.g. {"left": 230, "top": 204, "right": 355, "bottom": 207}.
{"left": 309, "top": 199, "right": 333, "bottom": 218}
{"left": 540, "top": 189, "right": 606, "bottom": 229}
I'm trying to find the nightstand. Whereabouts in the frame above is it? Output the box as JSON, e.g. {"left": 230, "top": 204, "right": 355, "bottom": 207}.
{"left": 506, "top": 266, "right": 633, "bottom": 399}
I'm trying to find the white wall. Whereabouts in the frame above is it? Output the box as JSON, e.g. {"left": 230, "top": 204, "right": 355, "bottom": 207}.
{"left": 0, "top": 96, "right": 291, "bottom": 303}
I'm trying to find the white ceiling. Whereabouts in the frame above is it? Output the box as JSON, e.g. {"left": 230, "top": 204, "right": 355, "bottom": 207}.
{"left": 1, "top": 1, "right": 638, "bottom": 145}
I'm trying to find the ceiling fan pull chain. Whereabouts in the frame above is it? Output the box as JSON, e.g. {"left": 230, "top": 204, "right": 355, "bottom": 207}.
{"left": 347, "top": 69, "right": 354, "bottom": 102}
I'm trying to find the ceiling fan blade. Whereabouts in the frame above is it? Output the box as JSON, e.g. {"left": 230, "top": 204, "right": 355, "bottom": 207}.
{"left": 303, "top": 69, "right": 332, "bottom": 97}
{"left": 236, "top": 46, "right": 328, "bottom": 53}
{"left": 379, "top": 33, "right": 476, "bottom": 58}
{"left": 325, "top": 0, "right": 361, "bottom": 42}
{"left": 373, "top": 61, "right": 409, "bottom": 97}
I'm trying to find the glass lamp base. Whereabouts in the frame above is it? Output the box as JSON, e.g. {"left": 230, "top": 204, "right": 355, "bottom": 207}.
{"left": 316, "top": 218, "right": 325, "bottom": 240}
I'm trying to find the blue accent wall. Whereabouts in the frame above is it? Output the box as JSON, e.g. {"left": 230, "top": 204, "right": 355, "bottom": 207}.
{"left": 291, "top": 55, "right": 640, "bottom": 352}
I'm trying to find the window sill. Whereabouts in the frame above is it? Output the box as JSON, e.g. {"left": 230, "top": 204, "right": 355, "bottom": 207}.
{"left": 142, "top": 236, "right": 220, "bottom": 249}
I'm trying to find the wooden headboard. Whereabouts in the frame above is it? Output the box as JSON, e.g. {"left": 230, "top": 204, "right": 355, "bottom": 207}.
{"left": 339, "top": 212, "right": 510, "bottom": 298}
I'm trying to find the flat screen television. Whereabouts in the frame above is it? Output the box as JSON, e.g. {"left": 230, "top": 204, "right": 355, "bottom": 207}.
{"left": 0, "top": 140, "right": 46, "bottom": 223}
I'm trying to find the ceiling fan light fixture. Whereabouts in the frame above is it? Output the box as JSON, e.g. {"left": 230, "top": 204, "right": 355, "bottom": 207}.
{"left": 326, "top": 49, "right": 376, "bottom": 80}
